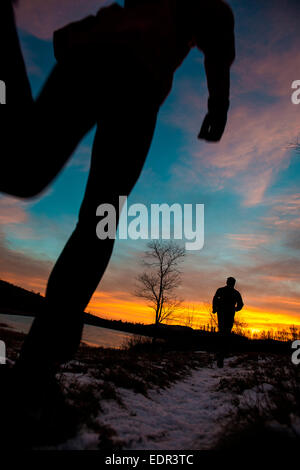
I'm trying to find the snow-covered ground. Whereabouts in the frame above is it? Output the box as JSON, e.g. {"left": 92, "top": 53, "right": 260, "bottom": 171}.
{"left": 2, "top": 324, "right": 298, "bottom": 451}
{"left": 57, "top": 354, "right": 259, "bottom": 450}
{"left": 100, "top": 356, "right": 239, "bottom": 450}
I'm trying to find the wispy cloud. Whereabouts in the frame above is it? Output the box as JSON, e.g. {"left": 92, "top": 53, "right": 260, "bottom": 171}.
{"left": 226, "top": 233, "right": 271, "bottom": 250}
{"left": 165, "top": 4, "right": 300, "bottom": 206}
{"left": 0, "top": 229, "right": 51, "bottom": 292}
{"left": 0, "top": 197, "right": 28, "bottom": 225}
{"left": 1, "top": 0, "right": 298, "bottom": 332}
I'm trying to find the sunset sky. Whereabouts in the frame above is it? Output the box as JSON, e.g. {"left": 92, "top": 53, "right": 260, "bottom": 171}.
{"left": 1, "top": 0, "right": 300, "bottom": 333}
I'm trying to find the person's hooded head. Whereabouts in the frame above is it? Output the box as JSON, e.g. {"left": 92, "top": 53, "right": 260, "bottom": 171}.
{"left": 226, "top": 277, "right": 236, "bottom": 288}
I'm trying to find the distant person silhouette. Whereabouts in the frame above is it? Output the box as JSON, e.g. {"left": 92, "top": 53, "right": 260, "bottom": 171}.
{"left": 213, "top": 277, "right": 244, "bottom": 367}
{"left": 0, "top": 0, "right": 235, "bottom": 381}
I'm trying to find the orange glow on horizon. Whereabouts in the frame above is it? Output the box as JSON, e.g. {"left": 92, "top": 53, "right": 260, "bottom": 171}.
{"left": 88, "top": 292, "right": 300, "bottom": 333}
{"left": 3, "top": 275, "right": 300, "bottom": 335}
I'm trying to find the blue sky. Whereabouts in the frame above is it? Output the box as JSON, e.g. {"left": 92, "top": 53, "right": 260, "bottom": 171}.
{"left": 1, "top": 0, "right": 300, "bottom": 331}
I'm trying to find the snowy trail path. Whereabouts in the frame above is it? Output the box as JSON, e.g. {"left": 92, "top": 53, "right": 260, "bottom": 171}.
{"left": 70, "top": 354, "right": 249, "bottom": 450}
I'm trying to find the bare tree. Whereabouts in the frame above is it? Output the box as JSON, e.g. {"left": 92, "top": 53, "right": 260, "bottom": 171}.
{"left": 184, "top": 305, "right": 196, "bottom": 328}
{"left": 201, "top": 301, "right": 218, "bottom": 330}
{"left": 288, "top": 137, "right": 300, "bottom": 153}
{"left": 201, "top": 301, "right": 249, "bottom": 335}
{"left": 232, "top": 316, "right": 249, "bottom": 336}
{"left": 183, "top": 304, "right": 211, "bottom": 330}
{"left": 135, "top": 241, "right": 185, "bottom": 325}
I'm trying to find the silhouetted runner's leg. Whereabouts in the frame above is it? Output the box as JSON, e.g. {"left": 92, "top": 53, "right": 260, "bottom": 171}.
{"left": 18, "top": 58, "right": 160, "bottom": 372}
{"left": 217, "top": 311, "right": 229, "bottom": 367}
{"left": 3, "top": 0, "right": 160, "bottom": 378}
{"left": 217, "top": 310, "right": 234, "bottom": 367}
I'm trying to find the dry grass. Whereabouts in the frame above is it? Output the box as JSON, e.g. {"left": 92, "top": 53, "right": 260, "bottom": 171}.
{"left": 56, "top": 336, "right": 213, "bottom": 449}
{"left": 215, "top": 353, "right": 300, "bottom": 450}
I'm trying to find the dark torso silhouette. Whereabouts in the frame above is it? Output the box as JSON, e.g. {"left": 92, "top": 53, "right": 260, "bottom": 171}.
{"left": 54, "top": 1, "right": 187, "bottom": 104}
{"left": 213, "top": 286, "right": 243, "bottom": 333}
{"left": 54, "top": 0, "right": 235, "bottom": 105}
{"left": 213, "top": 286, "right": 243, "bottom": 314}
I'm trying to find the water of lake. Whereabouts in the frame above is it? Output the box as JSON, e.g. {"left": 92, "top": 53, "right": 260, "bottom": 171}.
{"left": 0, "top": 313, "right": 136, "bottom": 349}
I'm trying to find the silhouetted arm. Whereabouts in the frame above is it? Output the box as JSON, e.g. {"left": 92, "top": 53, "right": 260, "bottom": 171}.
{"left": 212, "top": 289, "right": 221, "bottom": 313}
{"left": 197, "top": 6, "right": 235, "bottom": 142}
{"left": 198, "top": 57, "right": 230, "bottom": 140}
{"left": 235, "top": 292, "right": 244, "bottom": 312}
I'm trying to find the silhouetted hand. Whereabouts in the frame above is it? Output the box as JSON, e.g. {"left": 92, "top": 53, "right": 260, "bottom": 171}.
{"left": 198, "top": 110, "right": 227, "bottom": 142}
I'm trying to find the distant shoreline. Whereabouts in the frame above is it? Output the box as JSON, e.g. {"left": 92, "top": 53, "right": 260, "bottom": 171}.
{"left": 0, "top": 280, "right": 293, "bottom": 354}
{"left": 0, "top": 279, "right": 156, "bottom": 337}
{"left": 0, "top": 305, "right": 152, "bottom": 338}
